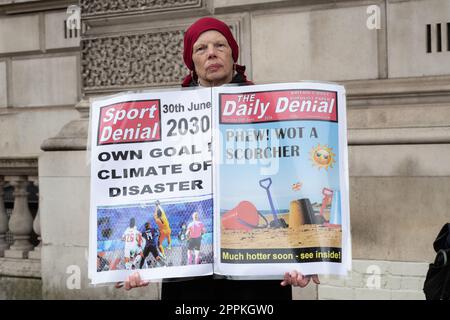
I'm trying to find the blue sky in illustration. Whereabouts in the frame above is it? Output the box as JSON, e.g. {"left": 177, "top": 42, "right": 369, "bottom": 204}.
{"left": 220, "top": 120, "right": 340, "bottom": 211}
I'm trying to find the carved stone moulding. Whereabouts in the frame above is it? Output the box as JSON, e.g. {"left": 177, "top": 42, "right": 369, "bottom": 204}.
{"left": 0, "top": 158, "right": 38, "bottom": 177}
{"left": 81, "top": 20, "right": 241, "bottom": 94}
{"left": 80, "top": 0, "right": 204, "bottom": 19}
{"left": 0, "top": 0, "right": 74, "bottom": 15}
{"left": 81, "top": 29, "right": 189, "bottom": 93}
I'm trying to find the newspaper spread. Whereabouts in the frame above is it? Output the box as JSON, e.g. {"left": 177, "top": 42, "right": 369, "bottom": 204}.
{"left": 88, "top": 82, "right": 351, "bottom": 284}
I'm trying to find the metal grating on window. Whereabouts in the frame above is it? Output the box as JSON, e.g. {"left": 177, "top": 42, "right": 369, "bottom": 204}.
{"left": 426, "top": 22, "right": 450, "bottom": 53}
{"left": 63, "top": 20, "right": 88, "bottom": 39}
{"left": 447, "top": 23, "right": 450, "bottom": 51}
{"left": 437, "top": 23, "right": 442, "bottom": 52}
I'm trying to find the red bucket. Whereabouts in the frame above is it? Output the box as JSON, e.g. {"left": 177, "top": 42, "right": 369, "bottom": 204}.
{"left": 221, "top": 201, "right": 260, "bottom": 232}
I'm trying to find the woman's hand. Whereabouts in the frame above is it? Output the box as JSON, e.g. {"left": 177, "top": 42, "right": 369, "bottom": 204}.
{"left": 115, "top": 271, "right": 150, "bottom": 291}
{"left": 280, "top": 270, "right": 320, "bottom": 287}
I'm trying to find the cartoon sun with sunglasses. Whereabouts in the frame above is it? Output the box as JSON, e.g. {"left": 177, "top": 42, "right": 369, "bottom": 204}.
{"left": 310, "top": 144, "right": 335, "bottom": 170}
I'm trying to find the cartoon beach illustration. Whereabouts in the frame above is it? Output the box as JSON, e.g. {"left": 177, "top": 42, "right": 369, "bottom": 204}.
{"left": 220, "top": 141, "right": 342, "bottom": 252}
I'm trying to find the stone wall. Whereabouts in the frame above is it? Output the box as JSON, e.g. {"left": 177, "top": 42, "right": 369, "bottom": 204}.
{"left": 0, "top": 2, "right": 80, "bottom": 158}
{"left": 318, "top": 259, "right": 428, "bottom": 300}
{"left": 4, "top": 0, "right": 448, "bottom": 300}
{"left": 0, "top": 0, "right": 80, "bottom": 299}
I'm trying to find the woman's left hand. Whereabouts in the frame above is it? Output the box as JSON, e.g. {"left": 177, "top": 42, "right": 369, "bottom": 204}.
{"left": 280, "top": 270, "right": 320, "bottom": 287}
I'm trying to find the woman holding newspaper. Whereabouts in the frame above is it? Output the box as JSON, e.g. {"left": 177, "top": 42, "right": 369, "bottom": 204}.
{"left": 117, "top": 16, "right": 320, "bottom": 299}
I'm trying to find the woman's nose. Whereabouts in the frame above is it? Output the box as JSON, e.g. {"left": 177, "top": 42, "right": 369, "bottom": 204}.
{"left": 206, "top": 45, "right": 217, "bottom": 57}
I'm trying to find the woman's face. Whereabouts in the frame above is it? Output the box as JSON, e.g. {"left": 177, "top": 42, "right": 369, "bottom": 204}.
{"left": 192, "top": 30, "right": 234, "bottom": 87}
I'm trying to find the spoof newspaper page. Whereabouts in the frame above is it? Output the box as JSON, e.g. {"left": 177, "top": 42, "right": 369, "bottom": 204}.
{"left": 212, "top": 82, "right": 351, "bottom": 278}
{"left": 88, "top": 88, "right": 215, "bottom": 284}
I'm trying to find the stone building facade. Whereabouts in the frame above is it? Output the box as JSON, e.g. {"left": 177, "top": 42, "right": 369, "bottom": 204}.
{"left": 1, "top": 0, "right": 449, "bottom": 299}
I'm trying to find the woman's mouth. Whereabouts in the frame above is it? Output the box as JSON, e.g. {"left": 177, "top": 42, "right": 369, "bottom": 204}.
{"left": 207, "top": 63, "right": 222, "bottom": 71}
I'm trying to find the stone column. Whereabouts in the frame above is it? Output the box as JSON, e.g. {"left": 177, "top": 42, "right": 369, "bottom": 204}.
{"left": 4, "top": 176, "right": 34, "bottom": 259}
{"left": 29, "top": 177, "right": 41, "bottom": 260}
{"left": 0, "top": 177, "right": 10, "bottom": 257}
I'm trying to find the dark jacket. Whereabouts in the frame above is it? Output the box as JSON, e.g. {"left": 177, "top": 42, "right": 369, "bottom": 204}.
{"left": 184, "top": 70, "right": 253, "bottom": 87}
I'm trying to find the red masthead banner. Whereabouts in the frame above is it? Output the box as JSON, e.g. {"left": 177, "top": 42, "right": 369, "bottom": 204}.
{"left": 97, "top": 100, "right": 161, "bottom": 145}
{"left": 219, "top": 89, "right": 337, "bottom": 124}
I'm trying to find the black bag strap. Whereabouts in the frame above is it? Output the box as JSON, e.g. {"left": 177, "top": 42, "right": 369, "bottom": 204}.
{"left": 434, "top": 249, "right": 448, "bottom": 266}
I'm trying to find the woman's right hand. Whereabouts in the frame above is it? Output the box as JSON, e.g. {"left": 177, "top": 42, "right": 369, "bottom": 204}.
{"left": 115, "top": 271, "right": 150, "bottom": 291}
{"left": 280, "top": 270, "right": 320, "bottom": 287}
